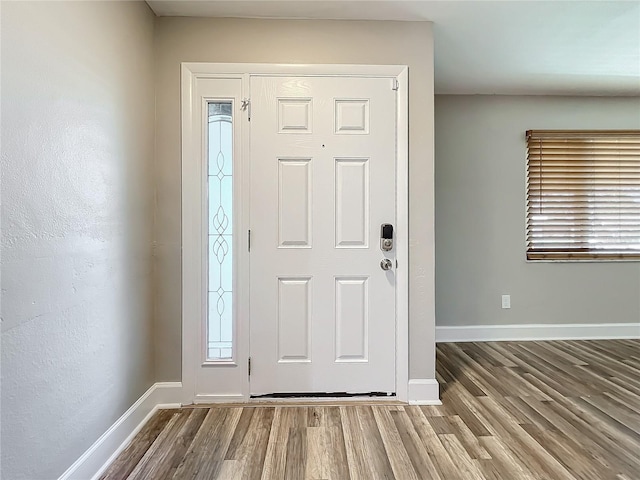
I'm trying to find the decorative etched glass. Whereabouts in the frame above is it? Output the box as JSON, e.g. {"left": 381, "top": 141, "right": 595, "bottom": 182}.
{"left": 207, "top": 102, "right": 233, "bottom": 360}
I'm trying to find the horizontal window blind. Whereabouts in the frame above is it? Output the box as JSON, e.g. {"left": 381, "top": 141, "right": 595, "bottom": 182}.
{"left": 526, "top": 130, "right": 640, "bottom": 260}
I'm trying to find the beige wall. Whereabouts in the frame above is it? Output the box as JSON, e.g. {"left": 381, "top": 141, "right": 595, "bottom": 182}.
{"left": 154, "top": 17, "right": 436, "bottom": 381}
{"left": 1, "top": 2, "right": 156, "bottom": 478}
{"left": 435, "top": 95, "right": 640, "bottom": 328}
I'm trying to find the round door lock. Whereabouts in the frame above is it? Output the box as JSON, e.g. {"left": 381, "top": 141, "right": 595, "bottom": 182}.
{"left": 380, "top": 259, "right": 393, "bottom": 271}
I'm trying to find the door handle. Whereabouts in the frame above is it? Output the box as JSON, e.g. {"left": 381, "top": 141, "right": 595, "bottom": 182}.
{"left": 380, "top": 259, "right": 393, "bottom": 271}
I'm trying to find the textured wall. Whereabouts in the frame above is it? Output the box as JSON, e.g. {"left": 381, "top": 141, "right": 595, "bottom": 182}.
{"left": 1, "top": 2, "right": 156, "bottom": 478}
{"left": 435, "top": 95, "right": 640, "bottom": 327}
{"left": 154, "top": 17, "right": 436, "bottom": 382}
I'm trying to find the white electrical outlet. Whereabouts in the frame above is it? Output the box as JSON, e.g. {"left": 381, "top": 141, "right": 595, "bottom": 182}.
{"left": 501, "top": 295, "right": 511, "bottom": 309}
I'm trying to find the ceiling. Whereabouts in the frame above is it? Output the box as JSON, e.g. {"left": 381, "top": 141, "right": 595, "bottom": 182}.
{"left": 147, "top": 0, "right": 640, "bottom": 96}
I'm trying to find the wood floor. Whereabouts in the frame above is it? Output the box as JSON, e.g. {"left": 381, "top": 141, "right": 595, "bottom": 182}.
{"left": 101, "top": 340, "right": 640, "bottom": 480}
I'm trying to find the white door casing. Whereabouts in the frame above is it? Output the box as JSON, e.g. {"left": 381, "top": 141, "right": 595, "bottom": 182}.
{"left": 181, "top": 64, "right": 408, "bottom": 403}
{"left": 249, "top": 75, "right": 397, "bottom": 395}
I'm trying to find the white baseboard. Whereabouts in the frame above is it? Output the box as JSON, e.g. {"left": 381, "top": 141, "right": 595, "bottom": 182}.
{"left": 407, "top": 379, "right": 441, "bottom": 405}
{"left": 58, "top": 382, "right": 183, "bottom": 480}
{"left": 436, "top": 323, "right": 640, "bottom": 343}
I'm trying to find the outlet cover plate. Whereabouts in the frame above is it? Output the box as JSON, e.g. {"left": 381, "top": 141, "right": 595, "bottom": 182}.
{"left": 501, "top": 295, "right": 511, "bottom": 309}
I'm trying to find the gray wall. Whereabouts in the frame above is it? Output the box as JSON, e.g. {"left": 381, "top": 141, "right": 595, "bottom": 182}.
{"left": 435, "top": 95, "right": 640, "bottom": 327}
{"left": 154, "top": 17, "right": 437, "bottom": 382}
{"left": 1, "top": 2, "right": 156, "bottom": 478}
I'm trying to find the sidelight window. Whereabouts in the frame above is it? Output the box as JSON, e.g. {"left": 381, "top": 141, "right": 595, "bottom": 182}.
{"left": 207, "top": 101, "right": 233, "bottom": 360}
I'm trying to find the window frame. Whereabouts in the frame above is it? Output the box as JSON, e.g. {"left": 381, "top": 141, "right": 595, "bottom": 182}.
{"left": 525, "top": 129, "right": 640, "bottom": 262}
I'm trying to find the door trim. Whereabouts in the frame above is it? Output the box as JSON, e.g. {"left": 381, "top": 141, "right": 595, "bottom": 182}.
{"left": 181, "top": 63, "right": 409, "bottom": 403}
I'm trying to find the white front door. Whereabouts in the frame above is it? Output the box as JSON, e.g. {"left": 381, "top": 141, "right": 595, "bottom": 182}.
{"left": 249, "top": 75, "right": 397, "bottom": 395}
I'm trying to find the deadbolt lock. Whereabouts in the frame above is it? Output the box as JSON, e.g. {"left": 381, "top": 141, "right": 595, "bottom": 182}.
{"left": 380, "top": 224, "right": 394, "bottom": 251}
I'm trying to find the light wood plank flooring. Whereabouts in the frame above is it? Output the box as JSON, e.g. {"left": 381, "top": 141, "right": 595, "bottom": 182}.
{"left": 101, "top": 339, "right": 640, "bottom": 479}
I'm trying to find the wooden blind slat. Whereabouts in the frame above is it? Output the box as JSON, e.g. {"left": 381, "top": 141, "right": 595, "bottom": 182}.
{"left": 529, "top": 168, "right": 640, "bottom": 172}
{"left": 527, "top": 198, "right": 640, "bottom": 204}
{"left": 526, "top": 130, "right": 640, "bottom": 260}
{"left": 528, "top": 186, "right": 640, "bottom": 191}
{"left": 528, "top": 161, "right": 640, "bottom": 166}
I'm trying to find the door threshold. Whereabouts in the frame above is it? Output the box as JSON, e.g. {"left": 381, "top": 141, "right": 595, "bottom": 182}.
{"left": 181, "top": 393, "right": 405, "bottom": 408}
{"left": 182, "top": 399, "right": 406, "bottom": 408}
{"left": 251, "top": 391, "right": 394, "bottom": 399}
{"left": 247, "top": 392, "right": 402, "bottom": 406}
{"left": 247, "top": 397, "right": 405, "bottom": 407}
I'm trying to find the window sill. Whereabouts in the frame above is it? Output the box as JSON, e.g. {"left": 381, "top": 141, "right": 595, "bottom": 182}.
{"left": 526, "top": 256, "right": 640, "bottom": 263}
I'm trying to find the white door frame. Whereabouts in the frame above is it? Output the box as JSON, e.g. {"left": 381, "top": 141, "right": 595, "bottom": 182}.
{"left": 181, "top": 63, "right": 409, "bottom": 403}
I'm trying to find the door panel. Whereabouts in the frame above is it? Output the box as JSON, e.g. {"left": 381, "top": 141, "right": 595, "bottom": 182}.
{"left": 277, "top": 276, "right": 312, "bottom": 362}
{"left": 335, "top": 158, "right": 369, "bottom": 248}
{"left": 335, "top": 276, "right": 369, "bottom": 362}
{"left": 278, "top": 158, "right": 312, "bottom": 247}
{"left": 250, "top": 76, "right": 396, "bottom": 394}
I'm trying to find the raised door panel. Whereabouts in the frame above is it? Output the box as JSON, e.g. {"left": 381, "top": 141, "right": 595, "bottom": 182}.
{"left": 278, "top": 98, "right": 312, "bottom": 133}
{"left": 278, "top": 158, "right": 312, "bottom": 248}
{"left": 335, "top": 158, "right": 369, "bottom": 248}
{"left": 335, "top": 99, "right": 369, "bottom": 134}
{"left": 335, "top": 276, "right": 369, "bottom": 362}
{"left": 277, "top": 277, "right": 312, "bottom": 363}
